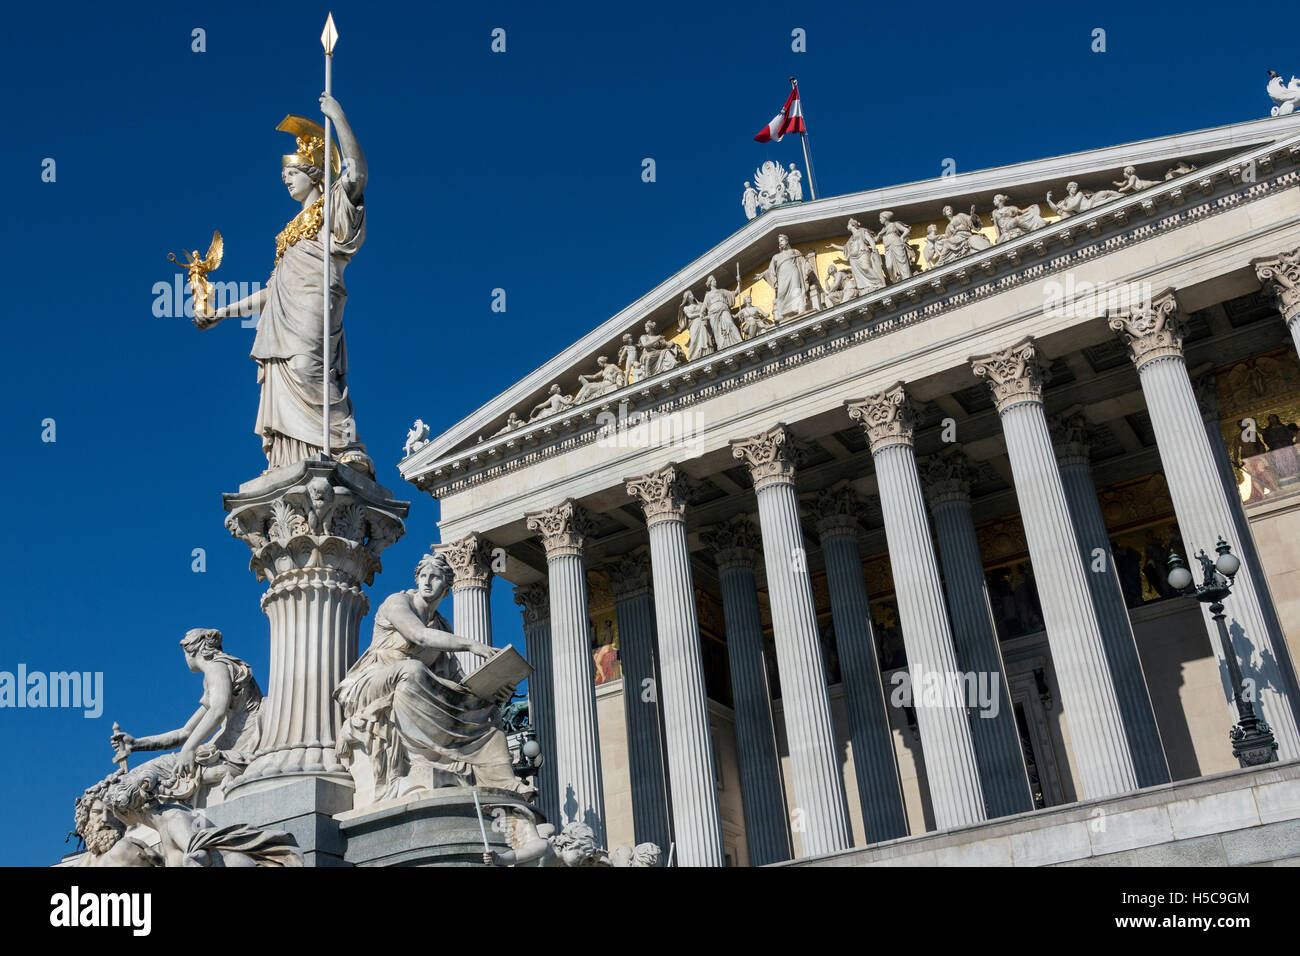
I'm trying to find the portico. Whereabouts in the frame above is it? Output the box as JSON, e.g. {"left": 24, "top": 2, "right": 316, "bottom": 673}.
{"left": 402, "top": 115, "right": 1300, "bottom": 863}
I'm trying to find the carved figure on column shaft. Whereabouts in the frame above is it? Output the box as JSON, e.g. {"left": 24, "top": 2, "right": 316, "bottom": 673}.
{"left": 1113, "top": 166, "right": 1159, "bottom": 194}
{"left": 875, "top": 211, "right": 915, "bottom": 282}
{"left": 990, "top": 194, "right": 1046, "bottom": 243}
{"left": 334, "top": 553, "right": 535, "bottom": 804}
{"left": 110, "top": 628, "right": 262, "bottom": 804}
{"left": 736, "top": 294, "right": 774, "bottom": 339}
{"left": 829, "top": 218, "right": 886, "bottom": 295}
{"left": 529, "top": 384, "right": 574, "bottom": 422}
{"left": 1046, "top": 180, "right": 1124, "bottom": 218}
{"left": 703, "top": 273, "right": 745, "bottom": 349}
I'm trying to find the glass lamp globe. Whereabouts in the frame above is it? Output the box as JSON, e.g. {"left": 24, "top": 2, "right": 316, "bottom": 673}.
{"left": 522, "top": 739, "right": 541, "bottom": 760}
{"left": 1167, "top": 564, "right": 1193, "bottom": 591}
{"left": 1215, "top": 550, "right": 1241, "bottom": 578}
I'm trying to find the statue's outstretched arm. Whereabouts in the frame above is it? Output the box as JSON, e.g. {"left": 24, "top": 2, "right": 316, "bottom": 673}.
{"left": 121, "top": 705, "right": 206, "bottom": 754}
{"left": 196, "top": 286, "right": 269, "bottom": 331}
{"left": 384, "top": 593, "right": 485, "bottom": 657}
{"left": 319, "top": 93, "right": 367, "bottom": 202}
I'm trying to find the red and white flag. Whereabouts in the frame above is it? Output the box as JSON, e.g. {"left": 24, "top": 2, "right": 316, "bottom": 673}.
{"left": 754, "top": 87, "right": 805, "bottom": 143}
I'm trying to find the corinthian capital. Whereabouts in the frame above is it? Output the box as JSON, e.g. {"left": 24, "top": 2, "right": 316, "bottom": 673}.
{"left": 808, "top": 483, "right": 867, "bottom": 539}
{"left": 845, "top": 383, "right": 915, "bottom": 454}
{"left": 730, "top": 425, "right": 800, "bottom": 491}
{"left": 525, "top": 499, "right": 592, "bottom": 558}
{"left": 1254, "top": 247, "right": 1300, "bottom": 323}
{"left": 700, "top": 515, "right": 763, "bottom": 570}
{"left": 1108, "top": 290, "right": 1185, "bottom": 371}
{"left": 970, "top": 338, "right": 1047, "bottom": 413}
{"left": 920, "top": 445, "right": 973, "bottom": 506}
{"left": 513, "top": 581, "right": 550, "bottom": 627}
{"left": 607, "top": 549, "right": 653, "bottom": 600}
{"left": 625, "top": 464, "right": 690, "bottom": 525}
{"left": 1047, "top": 409, "right": 1092, "bottom": 467}
{"left": 433, "top": 533, "right": 496, "bottom": 589}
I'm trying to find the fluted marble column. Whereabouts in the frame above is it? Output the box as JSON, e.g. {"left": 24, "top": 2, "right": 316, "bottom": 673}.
{"left": 434, "top": 533, "right": 495, "bottom": 674}
{"left": 626, "top": 465, "right": 724, "bottom": 866}
{"left": 919, "top": 447, "right": 1034, "bottom": 817}
{"left": 701, "top": 516, "right": 792, "bottom": 865}
{"left": 525, "top": 500, "right": 605, "bottom": 843}
{"left": 971, "top": 341, "right": 1138, "bottom": 798}
{"left": 223, "top": 458, "right": 408, "bottom": 787}
{"left": 808, "top": 485, "right": 909, "bottom": 842}
{"left": 846, "top": 388, "right": 986, "bottom": 828}
{"left": 1049, "top": 412, "right": 1170, "bottom": 788}
{"left": 731, "top": 426, "right": 852, "bottom": 857}
{"left": 514, "top": 582, "right": 559, "bottom": 826}
{"left": 1255, "top": 247, "right": 1300, "bottom": 359}
{"left": 607, "top": 549, "right": 673, "bottom": 855}
{"left": 1193, "top": 371, "right": 1290, "bottom": 666}
{"left": 1110, "top": 295, "right": 1300, "bottom": 759}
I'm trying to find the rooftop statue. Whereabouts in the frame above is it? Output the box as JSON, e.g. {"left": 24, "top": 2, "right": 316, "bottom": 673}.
{"left": 681, "top": 289, "right": 715, "bottom": 360}
{"left": 1268, "top": 70, "right": 1300, "bottom": 115}
{"left": 403, "top": 419, "right": 430, "bottom": 458}
{"left": 109, "top": 628, "right": 262, "bottom": 804}
{"left": 529, "top": 384, "right": 574, "bottom": 422}
{"left": 1113, "top": 165, "right": 1160, "bottom": 194}
{"left": 935, "top": 204, "right": 991, "bottom": 264}
{"left": 753, "top": 160, "right": 790, "bottom": 211}
{"left": 616, "top": 333, "right": 640, "bottom": 385}
{"left": 990, "top": 194, "right": 1046, "bottom": 243}
{"left": 787, "top": 163, "right": 804, "bottom": 202}
{"left": 638, "top": 319, "right": 686, "bottom": 376}
{"left": 334, "top": 553, "right": 534, "bottom": 803}
{"left": 742, "top": 181, "right": 759, "bottom": 220}
{"left": 573, "top": 356, "right": 622, "bottom": 404}
{"left": 1046, "top": 180, "right": 1124, "bottom": 218}
{"left": 190, "top": 94, "right": 367, "bottom": 471}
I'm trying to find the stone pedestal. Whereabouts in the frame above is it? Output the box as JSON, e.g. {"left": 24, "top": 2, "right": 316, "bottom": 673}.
{"left": 337, "top": 788, "right": 533, "bottom": 867}
{"left": 222, "top": 457, "right": 409, "bottom": 789}
{"left": 201, "top": 775, "right": 355, "bottom": 867}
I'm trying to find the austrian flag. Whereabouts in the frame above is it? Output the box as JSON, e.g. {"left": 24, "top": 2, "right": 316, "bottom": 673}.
{"left": 754, "top": 87, "right": 806, "bottom": 143}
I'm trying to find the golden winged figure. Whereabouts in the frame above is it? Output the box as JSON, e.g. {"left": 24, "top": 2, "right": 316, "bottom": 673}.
{"left": 168, "top": 230, "right": 223, "bottom": 319}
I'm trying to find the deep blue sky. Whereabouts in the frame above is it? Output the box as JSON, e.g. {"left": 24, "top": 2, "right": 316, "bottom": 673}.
{"left": 0, "top": 0, "right": 1285, "bottom": 864}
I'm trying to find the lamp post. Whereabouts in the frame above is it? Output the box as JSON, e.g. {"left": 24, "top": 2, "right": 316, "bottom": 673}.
{"left": 1167, "top": 538, "right": 1279, "bottom": 768}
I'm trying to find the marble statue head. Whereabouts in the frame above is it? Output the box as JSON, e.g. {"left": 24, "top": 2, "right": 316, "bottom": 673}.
{"left": 942, "top": 205, "right": 954, "bottom": 217}
{"left": 777, "top": 233, "right": 790, "bottom": 250}
{"left": 848, "top": 217, "right": 860, "bottom": 230}
{"left": 551, "top": 821, "right": 599, "bottom": 866}
{"left": 644, "top": 320, "right": 657, "bottom": 334}
{"left": 104, "top": 760, "right": 173, "bottom": 824}
{"left": 306, "top": 476, "right": 335, "bottom": 513}
{"left": 1066, "top": 181, "right": 1080, "bottom": 194}
{"left": 742, "top": 294, "right": 752, "bottom": 306}
{"left": 993, "top": 194, "right": 1008, "bottom": 207}
{"left": 706, "top": 275, "right": 717, "bottom": 289}
{"left": 415, "top": 552, "right": 454, "bottom": 602}
{"left": 879, "top": 211, "right": 894, "bottom": 225}
{"left": 282, "top": 164, "right": 323, "bottom": 202}
{"left": 622, "top": 333, "right": 633, "bottom": 344}
{"left": 179, "top": 627, "right": 224, "bottom": 671}
{"left": 75, "top": 770, "right": 127, "bottom": 855}
{"left": 1123, "top": 165, "right": 1136, "bottom": 176}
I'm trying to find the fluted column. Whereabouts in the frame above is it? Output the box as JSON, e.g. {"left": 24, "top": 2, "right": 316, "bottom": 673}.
{"left": 919, "top": 447, "right": 1034, "bottom": 816}
{"left": 514, "top": 582, "right": 559, "bottom": 826}
{"left": 607, "top": 549, "right": 673, "bottom": 855}
{"left": 731, "top": 426, "right": 852, "bottom": 857}
{"left": 1110, "top": 295, "right": 1300, "bottom": 759}
{"left": 846, "top": 388, "right": 986, "bottom": 828}
{"left": 1048, "top": 412, "right": 1170, "bottom": 787}
{"left": 1193, "top": 371, "right": 1290, "bottom": 664}
{"left": 525, "top": 500, "right": 605, "bottom": 843}
{"left": 701, "top": 516, "right": 792, "bottom": 865}
{"left": 970, "top": 341, "right": 1138, "bottom": 798}
{"left": 1255, "top": 247, "right": 1300, "bottom": 358}
{"left": 223, "top": 458, "right": 408, "bottom": 788}
{"left": 434, "top": 533, "right": 495, "bottom": 673}
{"left": 808, "top": 485, "right": 909, "bottom": 841}
{"left": 626, "top": 465, "right": 724, "bottom": 866}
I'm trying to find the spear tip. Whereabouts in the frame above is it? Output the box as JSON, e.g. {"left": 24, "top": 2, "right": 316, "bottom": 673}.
{"left": 322, "top": 12, "right": 339, "bottom": 55}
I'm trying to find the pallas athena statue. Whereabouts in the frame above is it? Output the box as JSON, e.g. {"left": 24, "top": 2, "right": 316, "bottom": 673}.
{"left": 191, "top": 93, "right": 369, "bottom": 472}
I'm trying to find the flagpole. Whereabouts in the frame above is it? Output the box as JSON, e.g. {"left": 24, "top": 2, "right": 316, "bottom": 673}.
{"left": 321, "top": 13, "right": 338, "bottom": 459}
{"left": 790, "top": 76, "right": 819, "bottom": 200}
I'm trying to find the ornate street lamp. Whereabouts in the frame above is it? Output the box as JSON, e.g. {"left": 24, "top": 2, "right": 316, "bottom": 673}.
{"left": 1167, "top": 538, "right": 1279, "bottom": 768}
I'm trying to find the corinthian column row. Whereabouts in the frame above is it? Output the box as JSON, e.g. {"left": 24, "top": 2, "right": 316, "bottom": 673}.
{"left": 970, "top": 341, "right": 1139, "bottom": 799}
{"left": 846, "top": 388, "right": 987, "bottom": 828}
{"left": 1255, "top": 247, "right": 1300, "bottom": 359}
{"left": 731, "top": 427, "right": 854, "bottom": 856}
{"left": 625, "top": 465, "right": 725, "bottom": 867}
{"left": 1110, "top": 293, "right": 1300, "bottom": 759}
